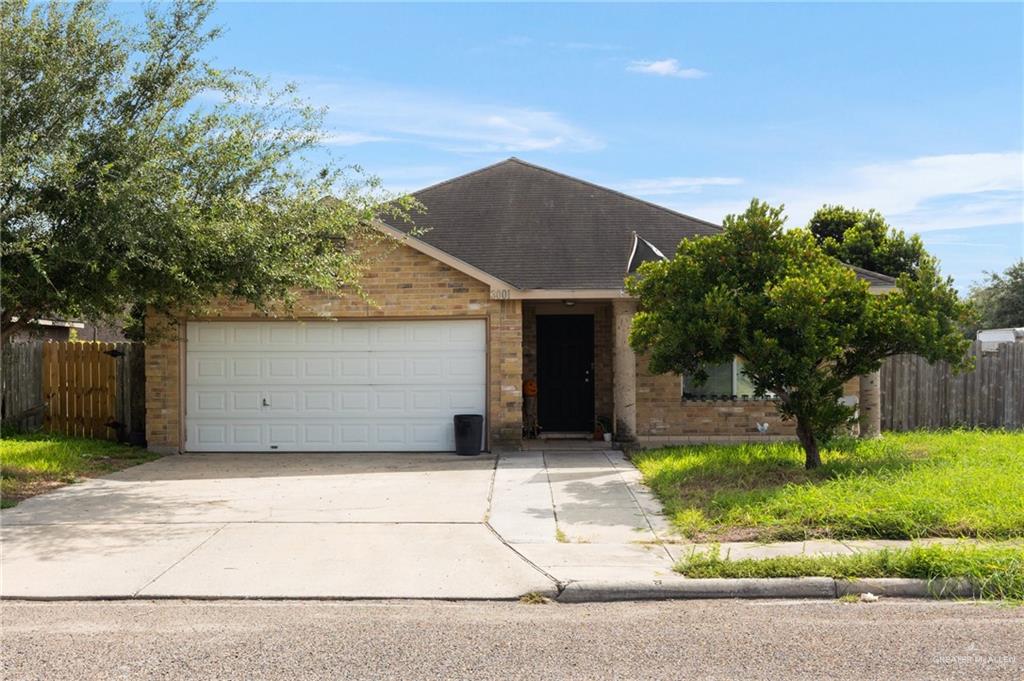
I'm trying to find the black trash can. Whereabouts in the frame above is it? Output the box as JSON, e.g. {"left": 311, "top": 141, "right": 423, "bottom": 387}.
{"left": 453, "top": 414, "right": 484, "bottom": 456}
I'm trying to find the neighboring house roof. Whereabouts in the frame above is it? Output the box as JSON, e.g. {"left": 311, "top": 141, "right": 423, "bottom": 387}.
{"left": 384, "top": 157, "right": 897, "bottom": 292}
{"left": 847, "top": 264, "right": 897, "bottom": 288}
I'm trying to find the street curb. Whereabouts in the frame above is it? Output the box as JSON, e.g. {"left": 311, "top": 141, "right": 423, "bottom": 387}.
{"left": 834, "top": 577, "right": 977, "bottom": 599}
{"left": 555, "top": 577, "right": 978, "bottom": 602}
{"left": 556, "top": 577, "right": 836, "bottom": 602}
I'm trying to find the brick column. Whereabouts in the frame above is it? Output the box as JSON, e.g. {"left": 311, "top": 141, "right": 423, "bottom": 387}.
{"left": 612, "top": 299, "right": 637, "bottom": 441}
{"left": 488, "top": 299, "right": 523, "bottom": 447}
{"left": 144, "top": 312, "right": 184, "bottom": 454}
{"left": 858, "top": 370, "right": 881, "bottom": 438}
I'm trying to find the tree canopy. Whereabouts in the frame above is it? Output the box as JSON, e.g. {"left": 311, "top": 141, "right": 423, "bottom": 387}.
{"left": 807, "top": 205, "right": 928, "bottom": 279}
{"left": 627, "top": 200, "right": 971, "bottom": 468}
{"left": 1, "top": 0, "right": 412, "bottom": 341}
{"left": 966, "top": 260, "right": 1024, "bottom": 334}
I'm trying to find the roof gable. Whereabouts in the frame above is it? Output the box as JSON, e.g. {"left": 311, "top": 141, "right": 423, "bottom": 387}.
{"left": 387, "top": 158, "right": 721, "bottom": 290}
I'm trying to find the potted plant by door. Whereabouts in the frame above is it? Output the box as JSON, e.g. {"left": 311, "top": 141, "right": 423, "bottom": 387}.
{"left": 594, "top": 416, "right": 613, "bottom": 442}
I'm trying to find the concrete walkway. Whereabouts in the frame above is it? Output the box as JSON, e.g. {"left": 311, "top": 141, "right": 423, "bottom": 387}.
{"left": 0, "top": 449, "right": 977, "bottom": 600}
{"left": 489, "top": 449, "right": 680, "bottom": 584}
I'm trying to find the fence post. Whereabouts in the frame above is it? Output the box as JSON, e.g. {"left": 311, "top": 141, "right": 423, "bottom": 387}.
{"left": 858, "top": 370, "right": 881, "bottom": 438}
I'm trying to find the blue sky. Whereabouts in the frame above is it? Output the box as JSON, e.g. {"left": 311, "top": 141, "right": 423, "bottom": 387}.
{"left": 125, "top": 2, "right": 1023, "bottom": 290}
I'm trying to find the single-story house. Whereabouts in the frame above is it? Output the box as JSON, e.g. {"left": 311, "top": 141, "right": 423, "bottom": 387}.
{"left": 145, "top": 158, "right": 895, "bottom": 454}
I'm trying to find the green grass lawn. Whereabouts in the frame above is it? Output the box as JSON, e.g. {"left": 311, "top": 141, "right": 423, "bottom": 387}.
{"left": 675, "top": 543, "right": 1024, "bottom": 601}
{"left": 633, "top": 431, "right": 1024, "bottom": 541}
{"left": 0, "top": 432, "right": 160, "bottom": 507}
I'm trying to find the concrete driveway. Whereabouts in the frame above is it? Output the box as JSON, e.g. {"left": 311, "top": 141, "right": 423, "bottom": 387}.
{"left": 1, "top": 449, "right": 677, "bottom": 600}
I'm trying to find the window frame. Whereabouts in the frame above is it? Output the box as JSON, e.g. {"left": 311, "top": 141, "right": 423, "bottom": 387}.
{"left": 680, "top": 357, "right": 769, "bottom": 400}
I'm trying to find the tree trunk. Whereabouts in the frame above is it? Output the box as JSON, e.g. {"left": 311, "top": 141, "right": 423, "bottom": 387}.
{"left": 795, "top": 417, "right": 821, "bottom": 469}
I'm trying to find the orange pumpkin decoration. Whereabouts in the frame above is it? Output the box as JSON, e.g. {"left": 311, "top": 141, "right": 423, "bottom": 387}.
{"left": 523, "top": 379, "right": 538, "bottom": 397}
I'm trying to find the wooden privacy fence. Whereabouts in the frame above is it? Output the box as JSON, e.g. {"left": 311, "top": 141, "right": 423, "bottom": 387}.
{"left": 1, "top": 342, "right": 44, "bottom": 431}
{"left": 881, "top": 340, "right": 1024, "bottom": 431}
{"left": 1, "top": 340, "right": 145, "bottom": 442}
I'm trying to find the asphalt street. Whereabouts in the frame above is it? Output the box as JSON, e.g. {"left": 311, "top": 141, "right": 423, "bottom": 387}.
{"left": 2, "top": 599, "right": 1022, "bottom": 680}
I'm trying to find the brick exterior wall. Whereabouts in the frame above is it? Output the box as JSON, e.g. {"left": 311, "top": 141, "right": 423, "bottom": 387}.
{"left": 593, "top": 304, "right": 613, "bottom": 424}
{"left": 634, "top": 356, "right": 796, "bottom": 443}
{"left": 145, "top": 240, "right": 523, "bottom": 452}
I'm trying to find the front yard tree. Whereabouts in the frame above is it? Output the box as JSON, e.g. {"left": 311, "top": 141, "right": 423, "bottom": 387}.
{"left": 808, "top": 205, "right": 928, "bottom": 279}
{"left": 626, "top": 200, "right": 971, "bottom": 469}
{"left": 1, "top": 0, "right": 410, "bottom": 341}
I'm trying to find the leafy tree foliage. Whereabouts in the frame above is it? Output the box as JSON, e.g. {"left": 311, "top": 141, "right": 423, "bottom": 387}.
{"left": 808, "top": 205, "right": 928, "bottom": 279}
{"left": 1, "top": 0, "right": 411, "bottom": 341}
{"left": 627, "top": 200, "right": 971, "bottom": 468}
{"left": 967, "top": 260, "right": 1024, "bottom": 334}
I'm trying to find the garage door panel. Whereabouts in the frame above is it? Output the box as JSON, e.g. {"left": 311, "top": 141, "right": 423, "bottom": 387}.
{"left": 339, "top": 326, "right": 371, "bottom": 348}
{"left": 231, "top": 358, "right": 261, "bottom": 379}
{"left": 302, "top": 357, "right": 333, "bottom": 380}
{"left": 194, "top": 357, "right": 226, "bottom": 380}
{"left": 374, "top": 390, "right": 406, "bottom": 411}
{"left": 340, "top": 358, "right": 370, "bottom": 379}
{"left": 232, "top": 392, "right": 262, "bottom": 413}
{"left": 194, "top": 391, "right": 226, "bottom": 413}
{"left": 194, "top": 424, "right": 227, "bottom": 446}
{"left": 302, "top": 325, "right": 336, "bottom": 346}
{"left": 340, "top": 424, "right": 371, "bottom": 446}
{"left": 230, "top": 325, "right": 262, "bottom": 346}
{"left": 302, "top": 391, "right": 334, "bottom": 412}
{"left": 374, "top": 357, "right": 405, "bottom": 379}
{"left": 186, "top": 320, "right": 486, "bottom": 452}
{"left": 267, "top": 325, "right": 298, "bottom": 345}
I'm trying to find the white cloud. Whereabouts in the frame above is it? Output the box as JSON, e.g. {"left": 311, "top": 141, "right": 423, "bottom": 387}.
{"left": 619, "top": 176, "right": 743, "bottom": 196}
{"left": 296, "top": 78, "right": 602, "bottom": 154}
{"left": 636, "top": 152, "right": 1024, "bottom": 234}
{"left": 783, "top": 152, "right": 1024, "bottom": 232}
{"left": 627, "top": 58, "right": 707, "bottom": 79}
{"left": 318, "top": 131, "right": 392, "bottom": 146}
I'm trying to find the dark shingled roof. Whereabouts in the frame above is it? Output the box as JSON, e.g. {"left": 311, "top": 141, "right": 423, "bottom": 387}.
{"left": 386, "top": 158, "right": 897, "bottom": 290}
{"left": 389, "top": 158, "right": 722, "bottom": 289}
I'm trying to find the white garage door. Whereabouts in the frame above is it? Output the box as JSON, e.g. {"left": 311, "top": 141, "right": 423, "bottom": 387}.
{"left": 185, "top": 320, "right": 486, "bottom": 452}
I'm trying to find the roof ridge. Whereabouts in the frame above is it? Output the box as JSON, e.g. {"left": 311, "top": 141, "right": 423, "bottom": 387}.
{"left": 500, "top": 157, "right": 725, "bottom": 233}
{"left": 410, "top": 158, "right": 519, "bottom": 197}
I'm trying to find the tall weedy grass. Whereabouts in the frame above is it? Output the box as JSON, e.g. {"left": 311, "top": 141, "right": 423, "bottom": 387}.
{"left": 675, "top": 543, "right": 1024, "bottom": 601}
{"left": 633, "top": 431, "right": 1024, "bottom": 541}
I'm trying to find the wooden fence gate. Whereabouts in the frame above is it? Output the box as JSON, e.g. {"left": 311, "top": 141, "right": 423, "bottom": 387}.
{"left": 2, "top": 340, "right": 145, "bottom": 442}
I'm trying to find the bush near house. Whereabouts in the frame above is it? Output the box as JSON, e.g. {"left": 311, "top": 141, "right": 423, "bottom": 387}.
{"left": 633, "top": 431, "right": 1024, "bottom": 541}
{"left": 0, "top": 432, "right": 159, "bottom": 507}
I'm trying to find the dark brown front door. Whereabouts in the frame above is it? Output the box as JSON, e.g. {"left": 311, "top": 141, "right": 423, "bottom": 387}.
{"left": 537, "top": 315, "right": 594, "bottom": 432}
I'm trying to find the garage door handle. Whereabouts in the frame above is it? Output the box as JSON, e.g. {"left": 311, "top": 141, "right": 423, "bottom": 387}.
{"left": 262, "top": 397, "right": 269, "bottom": 407}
